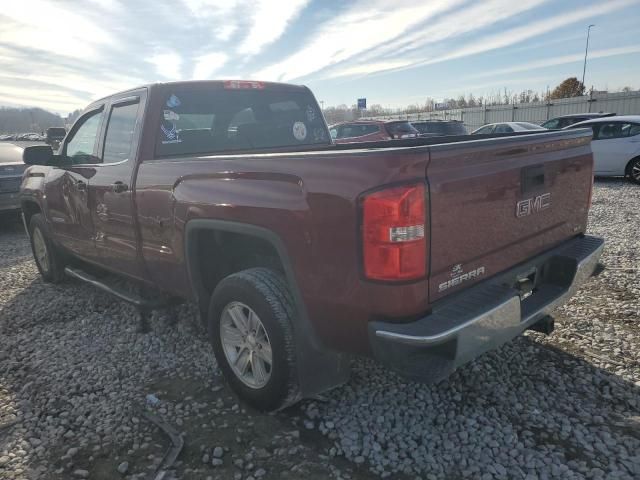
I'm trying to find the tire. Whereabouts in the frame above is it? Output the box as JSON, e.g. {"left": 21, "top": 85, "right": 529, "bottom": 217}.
{"left": 28, "top": 213, "right": 65, "bottom": 283}
{"left": 208, "top": 268, "right": 300, "bottom": 411}
{"left": 627, "top": 157, "right": 640, "bottom": 185}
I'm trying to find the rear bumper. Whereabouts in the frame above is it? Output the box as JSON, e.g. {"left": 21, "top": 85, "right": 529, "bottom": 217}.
{"left": 369, "top": 235, "right": 604, "bottom": 382}
{"left": 0, "top": 191, "right": 21, "bottom": 212}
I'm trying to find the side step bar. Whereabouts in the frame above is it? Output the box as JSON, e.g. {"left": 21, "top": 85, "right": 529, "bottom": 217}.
{"left": 64, "top": 266, "right": 178, "bottom": 310}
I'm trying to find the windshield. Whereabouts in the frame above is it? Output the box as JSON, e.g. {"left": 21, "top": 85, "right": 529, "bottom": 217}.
{"left": 155, "top": 87, "right": 329, "bottom": 156}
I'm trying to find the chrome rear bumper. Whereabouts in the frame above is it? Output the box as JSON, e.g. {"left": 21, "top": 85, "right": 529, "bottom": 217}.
{"left": 369, "top": 235, "right": 604, "bottom": 382}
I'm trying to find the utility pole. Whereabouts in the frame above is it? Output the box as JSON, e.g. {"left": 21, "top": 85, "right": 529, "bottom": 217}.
{"left": 581, "top": 24, "right": 595, "bottom": 94}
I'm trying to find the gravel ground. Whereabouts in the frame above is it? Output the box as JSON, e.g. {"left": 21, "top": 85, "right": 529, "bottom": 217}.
{"left": 0, "top": 179, "right": 639, "bottom": 480}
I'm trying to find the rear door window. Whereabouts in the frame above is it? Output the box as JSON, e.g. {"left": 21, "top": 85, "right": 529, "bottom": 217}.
{"left": 594, "top": 122, "right": 631, "bottom": 140}
{"left": 102, "top": 100, "right": 140, "bottom": 163}
{"left": 155, "top": 85, "right": 329, "bottom": 157}
{"left": 628, "top": 123, "right": 640, "bottom": 136}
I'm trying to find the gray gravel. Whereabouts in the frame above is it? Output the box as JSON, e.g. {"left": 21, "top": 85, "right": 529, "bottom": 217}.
{"left": 0, "top": 179, "right": 639, "bottom": 480}
{"left": 312, "top": 179, "right": 640, "bottom": 479}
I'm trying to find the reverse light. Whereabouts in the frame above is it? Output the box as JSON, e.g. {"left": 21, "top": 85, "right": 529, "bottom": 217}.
{"left": 361, "top": 183, "right": 427, "bottom": 281}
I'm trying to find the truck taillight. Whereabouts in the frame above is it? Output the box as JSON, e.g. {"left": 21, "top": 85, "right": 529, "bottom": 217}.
{"left": 361, "top": 183, "right": 426, "bottom": 281}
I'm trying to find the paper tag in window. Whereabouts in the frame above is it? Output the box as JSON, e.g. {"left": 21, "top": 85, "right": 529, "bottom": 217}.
{"left": 292, "top": 121, "right": 307, "bottom": 141}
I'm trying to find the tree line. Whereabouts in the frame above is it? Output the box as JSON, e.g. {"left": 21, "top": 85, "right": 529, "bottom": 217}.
{"left": 323, "top": 78, "right": 637, "bottom": 125}
{"left": 0, "top": 107, "right": 65, "bottom": 134}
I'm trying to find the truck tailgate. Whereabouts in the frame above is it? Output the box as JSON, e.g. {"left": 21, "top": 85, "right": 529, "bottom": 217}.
{"left": 427, "top": 129, "right": 594, "bottom": 302}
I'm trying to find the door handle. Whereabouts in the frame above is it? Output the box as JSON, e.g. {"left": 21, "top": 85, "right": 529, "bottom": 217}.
{"left": 112, "top": 181, "right": 128, "bottom": 193}
{"left": 76, "top": 180, "right": 87, "bottom": 191}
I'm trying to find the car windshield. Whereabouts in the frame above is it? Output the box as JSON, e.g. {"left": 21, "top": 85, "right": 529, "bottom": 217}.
{"left": 155, "top": 86, "right": 329, "bottom": 156}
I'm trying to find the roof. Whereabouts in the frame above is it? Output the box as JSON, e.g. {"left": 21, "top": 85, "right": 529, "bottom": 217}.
{"left": 550, "top": 112, "right": 614, "bottom": 118}
{"left": 92, "top": 79, "right": 307, "bottom": 104}
{"left": 570, "top": 115, "right": 640, "bottom": 125}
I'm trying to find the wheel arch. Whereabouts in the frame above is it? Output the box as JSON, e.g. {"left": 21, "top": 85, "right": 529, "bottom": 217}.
{"left": 625, "top": 154, "right": 640, "bottom": 176}
{"left": 20, "top": 200, "right": 42, "bottom": 230}
{"left": 184, "top": 219, "right": 350, "bottom": 399}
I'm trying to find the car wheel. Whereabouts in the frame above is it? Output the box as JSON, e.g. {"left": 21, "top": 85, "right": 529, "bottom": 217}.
{"left": 208, "top": 268, "right": 300, "bottom": 411}
{"left": 627, "top": 157, "right": 640, "bottom": 185}
{"left": 28, "top": 213, "right": 65, "bottom": 283}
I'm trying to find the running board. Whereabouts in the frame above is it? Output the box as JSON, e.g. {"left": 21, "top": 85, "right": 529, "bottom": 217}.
{"left": 64, "top": 266, "right": 177, "bottom": 310}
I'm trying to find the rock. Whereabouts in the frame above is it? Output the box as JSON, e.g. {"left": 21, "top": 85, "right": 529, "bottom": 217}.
{"left": 212, "top": 458, "right": 224, "bottom": 467}
{"left": 72, "top": 470, "right": 90, "bottom": 478}
{"left": 117, "top": 461, "right": 129, "bottom": 474}
{"left": 213, "top": 446, "right": 224, "bottom": 458}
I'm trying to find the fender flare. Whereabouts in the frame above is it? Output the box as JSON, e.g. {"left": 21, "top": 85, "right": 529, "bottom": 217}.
{"left": 184, "top": 219, "right": 350, "bottom": 398}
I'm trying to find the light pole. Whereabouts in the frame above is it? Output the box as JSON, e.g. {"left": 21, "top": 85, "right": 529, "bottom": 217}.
{"left": 581, "top": 24, "right": 595, "bottom": 94}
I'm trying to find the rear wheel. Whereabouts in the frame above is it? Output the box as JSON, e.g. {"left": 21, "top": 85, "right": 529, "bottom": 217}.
{"left": 627, "top": 157, "right": 640, "bottom": 185}
{"left": 208, "top": 268, "right": 299, "bottom": 411}
{"left": 28, "top": 213, "right": 65, "bottom": 283}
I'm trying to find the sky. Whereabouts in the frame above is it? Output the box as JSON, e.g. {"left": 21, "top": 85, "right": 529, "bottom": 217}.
{"left": 0, "top": 0, "right": 639, "bottom": 115}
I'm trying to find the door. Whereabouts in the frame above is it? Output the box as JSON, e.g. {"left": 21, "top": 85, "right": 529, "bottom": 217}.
{"left": 45, "top": 107, "right": 104, "bottom": 259}
{"left": 89, "top": 92, "right": 146, "bottom": 280}
{"left": 590, "top": 122, "right": 640, "bottom": 175}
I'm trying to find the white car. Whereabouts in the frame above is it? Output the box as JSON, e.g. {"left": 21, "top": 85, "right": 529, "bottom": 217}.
{"left": 471, "top": 122, "right": 547, "bottom": 134}
{"left": 567, "top": 116, "right": 640, "bottom": 184}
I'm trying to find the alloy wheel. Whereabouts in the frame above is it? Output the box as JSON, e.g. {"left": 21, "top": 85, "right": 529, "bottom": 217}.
{"left": 220, "top": 301, "right": 273, "bottom": 389}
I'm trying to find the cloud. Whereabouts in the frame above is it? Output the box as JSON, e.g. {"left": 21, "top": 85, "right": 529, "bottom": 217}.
{"left": 237, "top": 0, "right": 310, "bottom": 56}
{"left": 149, "top": 52, "right": 183, "bottom": 80}
{"left": 354, "top": 0, "right": 549, "bottom": 66}
{"left": 254, "top": 0, "right": 460, "bottom": 81}
{"left": 401, "top": 0, "right": 637, "bottom": 73}
{"left": 192, "top": 52, "right": 229, "bottom": 79}
{"left": 0, "top": 0, "right": 116, "bottom": 59}
{"left": 310, "top": 0, "right": 636, "bottom": 81}
{"left": 471, "top": 45, "right": 640, "bottom": 79}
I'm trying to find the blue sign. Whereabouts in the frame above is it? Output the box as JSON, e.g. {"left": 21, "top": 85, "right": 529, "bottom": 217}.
{"left": 357, "top": 98, "right": 367, "bottom": 110}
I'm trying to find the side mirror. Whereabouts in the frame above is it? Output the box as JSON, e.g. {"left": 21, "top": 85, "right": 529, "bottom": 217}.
{"left": 23, "top": 145, "right": 54, "bottom": 165}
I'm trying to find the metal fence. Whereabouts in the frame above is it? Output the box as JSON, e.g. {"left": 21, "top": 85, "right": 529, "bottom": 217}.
{"left": 365, "top": 90, "right": 640, "bottom": 132}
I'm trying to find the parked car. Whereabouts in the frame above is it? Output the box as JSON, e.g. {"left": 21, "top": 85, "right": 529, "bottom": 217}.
{"left": 0, "top": 143, "right": 27, "bottom": 214}
{"left": 20, "top": 80, "right": 602, "bottom": 411}
{"left": 541, "top": 112, "right": 615, "bottom": 129}
{"left": 411, "top": 120, "right": 467, "bottom": 136}
{"left": 472, "top": 122, "right": 547, "bottom": 134}
{"left": 566, "top": 115, "right": 640, "bottom": 184}
{"left": 45, "top": 127, "right": 67, "bottom": 149}
{"left": 329, "top": 120, "right": 419, "bottom": 143}
{"left": 16, "top": 133, "right": 43, "bottom": 141}
{"left": 0, "top": 134, "right": 16, "bottom": 141}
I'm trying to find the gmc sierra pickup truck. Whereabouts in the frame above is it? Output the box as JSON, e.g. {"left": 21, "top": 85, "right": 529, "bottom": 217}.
{"left": 20, "top": 80, "right": 603, "bottom": 411}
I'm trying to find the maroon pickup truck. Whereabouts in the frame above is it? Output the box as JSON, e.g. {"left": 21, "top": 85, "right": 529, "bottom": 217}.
{"left": 20, "top": 80, "right": 603, "bottom": 411}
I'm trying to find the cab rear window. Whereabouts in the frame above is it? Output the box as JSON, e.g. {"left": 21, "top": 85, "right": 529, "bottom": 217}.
{"left": 155, "top": 87, "right": 329, "bottom": 157}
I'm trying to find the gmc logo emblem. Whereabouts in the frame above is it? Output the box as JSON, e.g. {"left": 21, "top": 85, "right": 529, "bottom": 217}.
{"left": 516, "top": 193, "right": 551, "bottom": 217}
